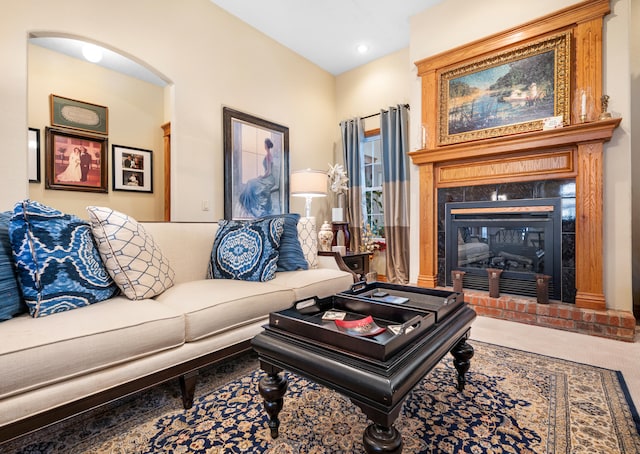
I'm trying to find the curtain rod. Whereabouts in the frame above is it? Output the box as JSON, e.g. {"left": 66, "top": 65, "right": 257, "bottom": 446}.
{"left": 360, "top": 103, "right": 410, "bottom": 120}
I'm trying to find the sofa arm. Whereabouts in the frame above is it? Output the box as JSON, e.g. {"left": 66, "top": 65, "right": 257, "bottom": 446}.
{"left": 317, "top": 251, "right": 357, "bottom": 281}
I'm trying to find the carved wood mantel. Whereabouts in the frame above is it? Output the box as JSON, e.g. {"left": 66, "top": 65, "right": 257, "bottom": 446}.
{"left": 410, "top": 0, "right": 618, "bottom": 310}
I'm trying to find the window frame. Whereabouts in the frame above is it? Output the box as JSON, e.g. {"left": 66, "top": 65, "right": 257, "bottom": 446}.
{"left": 360, "top": 129, "right": 385, "bottom": 241}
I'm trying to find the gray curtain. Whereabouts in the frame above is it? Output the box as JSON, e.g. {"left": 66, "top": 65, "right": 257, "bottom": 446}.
{"left": 380, "top": 104, "right": 410, "bottom": 284}
{"left": 340, "top": 118, "right": 364, "bottom": 251}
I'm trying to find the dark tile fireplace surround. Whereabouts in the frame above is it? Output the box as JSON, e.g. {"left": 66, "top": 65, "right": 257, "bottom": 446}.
{"left": 437, "top": 179, "right": 575, "bottom": 302}
{"left": 437, "top": 179, "right": 636, "bottom": 342}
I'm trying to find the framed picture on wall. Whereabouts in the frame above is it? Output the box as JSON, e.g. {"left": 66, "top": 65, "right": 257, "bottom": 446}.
{"left": 112, "top": 145, "right": 153, "bottom": 193}
{"left": 28, "top": 128, "right": 41, "bottom": 183}
{"left": 437, "top": 31, "right": 571, "bottom": 145}
{"left": 45, "top": 127, "right": 108, "bottom": 193}
{"left": 50, "top": 94, "right": 109, "bottom": 135}
{"left": 223, "top": 107, "right": 289, "bottom": 220}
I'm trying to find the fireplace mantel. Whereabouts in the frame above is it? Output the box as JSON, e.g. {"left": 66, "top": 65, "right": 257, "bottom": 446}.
{"left": 410, "top": 117, "right": 620, "bottom": 311}
{"left": 410, "top": 0, "right": 619, "bottom": 310}
{"left": 410, "top": 118, "right": 621, "bottom": 166}
{"left": 410, "top": 118, "right": 620, "bottom": 310}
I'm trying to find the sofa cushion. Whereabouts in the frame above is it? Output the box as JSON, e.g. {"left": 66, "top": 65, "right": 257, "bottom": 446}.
{"left": 270, "top": 268, "right": 354, "bottom": 301}
{"left": 140, "top": 222, "right": 218, "bottom": 285}
{"left": 87, "top": 206, "right": 175, "bottom": 300}
{"left": 154, "top": 279, "right": 295, "bottom": 342}
{"left": 297, "top": 216, "right": 318, "bottom": 269}
{"left": 207, "top": 218, "right": 284, "bottom": 282}
{"left": 261, "top": 213, "right": 308, "bottom": 272}
{"left": 0, "top": 212, "right": 25, "bottom": 321}
{"left": 9, "top": 200, "right": 119, "bottom": 318}
{"left": 0, "top": 297, "right": 185, "bottom": 400}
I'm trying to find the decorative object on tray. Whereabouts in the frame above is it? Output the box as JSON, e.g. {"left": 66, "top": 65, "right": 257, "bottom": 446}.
{"left": 369, "top": 290, "right": 409, "bottom": 305}
{"left": 334, "top": 315, "right": 385, "bottom": 337}
{"left": 317, "top": 220, "right": 334, "bottom": 252}
{"left": 321, "top": 310, "right": 346, "bottom": 321}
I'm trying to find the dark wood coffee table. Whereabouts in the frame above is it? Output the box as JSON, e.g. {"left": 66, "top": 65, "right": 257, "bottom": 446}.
{"left": 251, "top": 298, "right": 476, "bottom": 453}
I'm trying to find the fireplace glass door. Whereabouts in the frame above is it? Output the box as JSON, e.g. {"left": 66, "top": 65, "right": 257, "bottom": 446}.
{"left": 445, "top": 198, "right": 561, "bottom": 299}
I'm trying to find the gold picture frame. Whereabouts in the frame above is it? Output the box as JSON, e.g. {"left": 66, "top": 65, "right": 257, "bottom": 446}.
{"left": 438, "top": 31, "right": 571, "bottom": 145}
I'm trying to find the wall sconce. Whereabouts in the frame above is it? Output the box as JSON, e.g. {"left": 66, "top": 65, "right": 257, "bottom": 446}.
{"left": 290, "top": 169, "right": 327, "bottom": 218}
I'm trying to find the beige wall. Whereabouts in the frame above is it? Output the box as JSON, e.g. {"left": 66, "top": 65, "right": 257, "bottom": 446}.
{"left": 0, "top": 0, "right": 336, "bottom": 222}
{"left": 336, "top": 48, "right": 411, "bottom": 134}
{"left": 28, "top": 44, "right": 165, "bottom": 220}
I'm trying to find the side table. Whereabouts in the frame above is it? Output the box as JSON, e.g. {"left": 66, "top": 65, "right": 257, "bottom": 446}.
{"left": 341, "top": 251, "right": 371, "bottom": 281}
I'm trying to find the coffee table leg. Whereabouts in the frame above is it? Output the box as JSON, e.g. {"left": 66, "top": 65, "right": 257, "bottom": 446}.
{"left": 450, "top": 338, "right": 474, "bottom": 391}
{"left": 363, "top": 423, "right": 403, "bottom": 453}
{"left": 258, "top": 372, "right": 288, "bottom": 438}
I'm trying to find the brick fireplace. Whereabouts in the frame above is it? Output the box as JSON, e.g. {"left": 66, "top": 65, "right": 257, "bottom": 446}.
{"left": 409, "top": 0, "right": 636, "bottom": 341}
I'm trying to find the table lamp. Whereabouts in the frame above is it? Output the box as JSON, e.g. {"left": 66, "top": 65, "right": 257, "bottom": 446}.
{"left": 290, "top": 169, "right": 327, "bottom": 218}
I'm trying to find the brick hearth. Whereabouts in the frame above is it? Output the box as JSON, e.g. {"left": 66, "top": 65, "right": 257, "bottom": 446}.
{"left": 457, "top": 289, "right": 637, "bottom": 342}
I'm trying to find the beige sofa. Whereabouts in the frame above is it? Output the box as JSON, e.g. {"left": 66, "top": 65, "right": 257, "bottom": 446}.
{"left": 0, "top": 221, "right": 355, "bottom": 444}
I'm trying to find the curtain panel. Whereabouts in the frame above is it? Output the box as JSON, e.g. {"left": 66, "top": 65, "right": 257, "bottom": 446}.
{"left": 380, "top": 104, "right": 411, "bottom": 284}
{"left": 340, "top": 118, "right": 364, "bottom": 251}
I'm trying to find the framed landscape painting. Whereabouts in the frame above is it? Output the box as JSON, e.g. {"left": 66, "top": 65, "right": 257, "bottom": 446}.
{"left": 223, "top": 107, "right": 289, "bottom": 220}
{"left": 438, "top": 31, "right": 571, "bottom": 145}
{"left": 45, "top": 127, "right": 108, "bottom": 193}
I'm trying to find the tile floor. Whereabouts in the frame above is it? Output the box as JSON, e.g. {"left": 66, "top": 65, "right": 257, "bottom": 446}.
{"left": 470, "top": 315, "right": 640, "bottom": 410}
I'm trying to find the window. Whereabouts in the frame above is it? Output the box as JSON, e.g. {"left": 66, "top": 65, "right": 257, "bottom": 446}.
{"left": 361, "top": 132, "right": 384, "bottom": 238}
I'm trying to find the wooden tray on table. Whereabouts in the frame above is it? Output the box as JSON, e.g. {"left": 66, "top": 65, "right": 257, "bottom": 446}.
{"left": 267, "top": 294, "right": 435, "bottom": 361}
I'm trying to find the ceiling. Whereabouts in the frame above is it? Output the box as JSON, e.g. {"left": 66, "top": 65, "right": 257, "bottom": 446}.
{"left": 29, "top": 1, "right": 442, "bottom": 83}
{"left": 209, "top": 0, "right": 443, "bottom": 75}
{"left": 29, "top": 35, "right": 169, "bottom": 87}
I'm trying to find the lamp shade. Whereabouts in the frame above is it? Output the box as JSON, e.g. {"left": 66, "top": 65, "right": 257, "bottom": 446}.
{"left": 290, "top": 169, "right": 327, "bottom": 198}
{"left": 290, "top": 169, "right": 327, "bottom": 218}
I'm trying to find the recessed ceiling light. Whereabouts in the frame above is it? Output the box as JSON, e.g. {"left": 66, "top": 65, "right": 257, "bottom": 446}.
{"left": 82, "top": 43, "right": 103, "bottom": 63}
{"left": 356, "top": 44, "right": 369, "bottom": 54}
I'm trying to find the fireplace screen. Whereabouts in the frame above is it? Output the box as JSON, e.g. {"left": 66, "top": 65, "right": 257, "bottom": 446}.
{"left": 445, "top": 198, "right": 561, "bottom": 299}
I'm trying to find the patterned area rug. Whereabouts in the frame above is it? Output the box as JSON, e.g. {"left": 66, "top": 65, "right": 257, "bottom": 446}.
{"left": 4, "top": 341, "right": 640, "bottom": 453}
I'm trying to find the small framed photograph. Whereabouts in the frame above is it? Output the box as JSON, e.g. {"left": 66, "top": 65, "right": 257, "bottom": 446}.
{"left": 28, "top": 128, "right": 41, "bottom": 183}
{"left": 45, "top": 127, "right": 108, "bottom": 193}
{"left": 50, "top": 94, "right": 109, "bottom": 135}
{"left": 112, "top": 145, "right": 153, "bottom": 193}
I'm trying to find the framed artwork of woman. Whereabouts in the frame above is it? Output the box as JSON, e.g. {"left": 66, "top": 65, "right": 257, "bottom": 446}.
{"left": 223, "top": 108, "right": 289, "bottom": 220}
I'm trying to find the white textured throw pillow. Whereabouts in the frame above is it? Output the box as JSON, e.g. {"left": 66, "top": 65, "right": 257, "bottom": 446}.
{"left": 86, "top": 206, "right": 175, "bottom": 300}
{"left": 297, "top": 216, "right": 318, "bottom": 269}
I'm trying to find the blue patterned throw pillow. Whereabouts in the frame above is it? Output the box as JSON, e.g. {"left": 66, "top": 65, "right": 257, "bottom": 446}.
{"left": 9, "top": 200, "right": 119, "bottom": 318}
{"left": 207, "top": 218, "right": 284, "bottom": 282}
{"left": 0, "top": 211, "right": 25, "bottom": 320}
{"left": 261, "top": 214, "right": 308, "bottom": 272}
